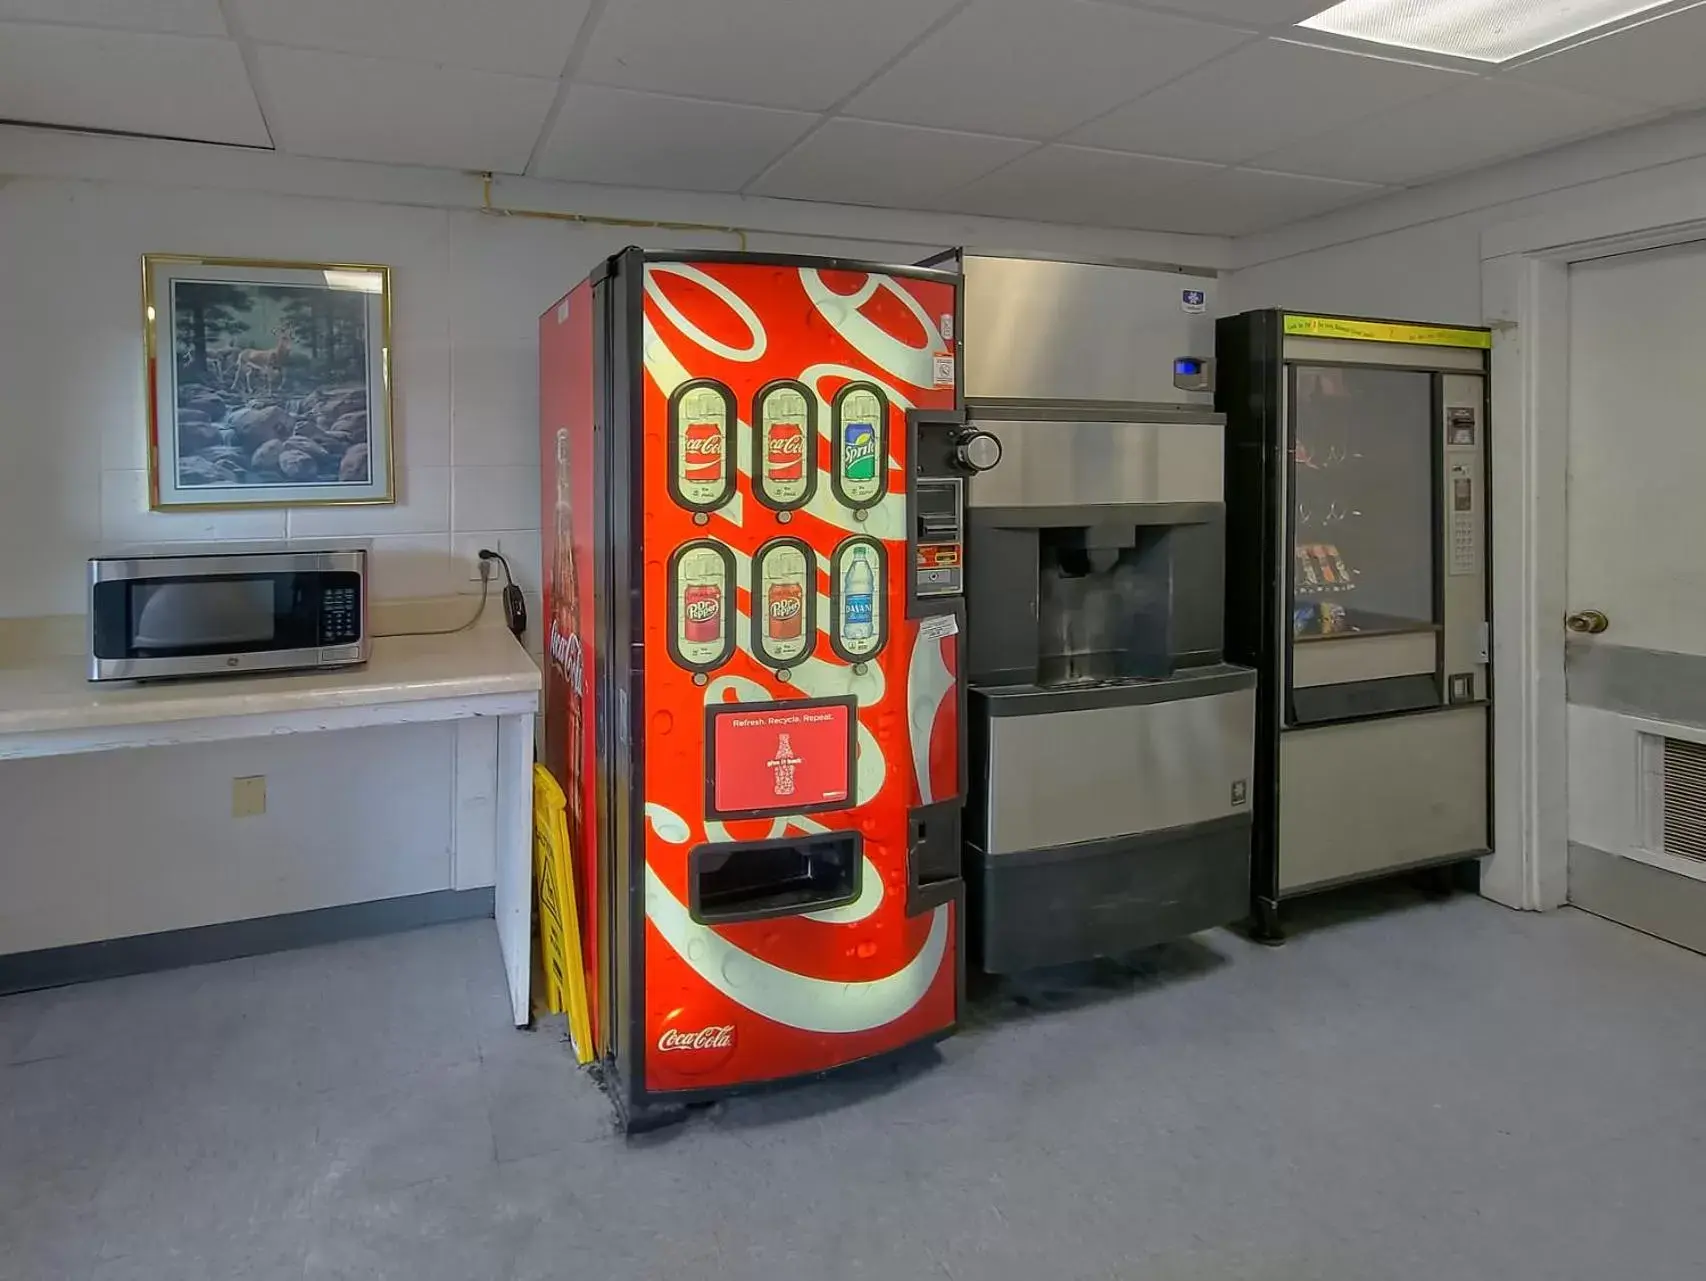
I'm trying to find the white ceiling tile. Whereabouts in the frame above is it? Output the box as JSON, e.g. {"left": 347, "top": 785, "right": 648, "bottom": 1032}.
{"left": 748, "top": 119, "right": 1033, "bottom": 207}
{"left": 0, "top": 0, "right": 224, "bottom": 36}
{"left": 227, "top": 0, "right": 590, "bottom": 79}
{"left": 1072, "top": 38, "right": 1469, "bottom": 163}
{"left": 0, "top": 22, "right": 267, "bottom": 145}
{"left": 1146, "top": 165, "right": 1387, "bottom": 234}
{"left": 937, "top": 144, "right": 1222, "bottom": 228}
{"left": 577, "top": 0, "right": 963, "bottom": 111}
{"left": 1255, "top": 78, "right": 1650, "bottom": 185}
{"left": 1105, "top": 0, "right": 1334, "bottom": 26}
{"left": 532, "top": 86, "right": 818, "bottom": 191}
{"left": 254, "top": 44, "right": 556, "bottom": 172}
{"left": 846, "top": 0, "right": 1253, "bottom": 140}
{"left": 1512, "top": 5, "right": 1706, "bottom": 109}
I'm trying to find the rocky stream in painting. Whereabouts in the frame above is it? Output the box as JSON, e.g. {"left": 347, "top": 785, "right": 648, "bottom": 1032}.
{"left": 174, "top": 381, "right": 370, "bottom": 488}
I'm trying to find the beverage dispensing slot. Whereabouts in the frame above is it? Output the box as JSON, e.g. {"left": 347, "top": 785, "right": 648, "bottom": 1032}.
{"left": 689, "top": 832, "right": 862, "bottom": 925}
{"left": 1037, "top": 524, "right": 1176, "bottom": 685}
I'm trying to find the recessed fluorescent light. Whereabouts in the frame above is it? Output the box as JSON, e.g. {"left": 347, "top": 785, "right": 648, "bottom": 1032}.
{"left": 1299, "top": 0, "right": 1672, "bottom": 62}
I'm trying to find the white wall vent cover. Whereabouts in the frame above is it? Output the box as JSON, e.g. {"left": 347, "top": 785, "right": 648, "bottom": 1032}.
{"left": 1661, "top": 736, "right": 1706, "bottom": 862}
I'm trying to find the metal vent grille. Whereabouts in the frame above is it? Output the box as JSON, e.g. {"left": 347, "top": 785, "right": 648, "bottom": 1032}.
{"left": 1662, "top": 738, "right": 1706, "bottom": 863}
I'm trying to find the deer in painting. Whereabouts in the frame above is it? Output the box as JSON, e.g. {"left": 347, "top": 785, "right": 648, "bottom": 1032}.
{"left": 230, "top": 325, "right": 296, "bottom": 395}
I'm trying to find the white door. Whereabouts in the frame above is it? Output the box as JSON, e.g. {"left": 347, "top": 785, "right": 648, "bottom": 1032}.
{"left": 1565, "top": 239, "right": 1706, "bottom": 949}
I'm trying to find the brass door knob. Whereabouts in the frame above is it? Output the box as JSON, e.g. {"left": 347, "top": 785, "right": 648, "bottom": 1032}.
{"left": 1566, "top": 609, "right": 1610, "bottom": 635}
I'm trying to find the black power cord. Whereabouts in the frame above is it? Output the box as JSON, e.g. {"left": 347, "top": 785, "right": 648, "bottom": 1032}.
{"left": 480, "top": 549, "right": 527, "bottom": 639}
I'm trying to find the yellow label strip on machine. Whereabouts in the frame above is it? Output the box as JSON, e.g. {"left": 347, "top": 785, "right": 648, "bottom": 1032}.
{"left": 1282, "top": 314, "right": 1492, "bottom": 349}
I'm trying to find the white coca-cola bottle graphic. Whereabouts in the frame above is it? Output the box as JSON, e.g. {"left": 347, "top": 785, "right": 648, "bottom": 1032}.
{"left": 549, "top": 428, "right": 585, "bottom": 843}
{"left": 767, "top": 733, "right": 800, "bottom": 798}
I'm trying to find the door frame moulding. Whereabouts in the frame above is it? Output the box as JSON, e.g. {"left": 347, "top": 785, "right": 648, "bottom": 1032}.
{"left": 1481, "top": 190, "right": 1706, "bottom": 910}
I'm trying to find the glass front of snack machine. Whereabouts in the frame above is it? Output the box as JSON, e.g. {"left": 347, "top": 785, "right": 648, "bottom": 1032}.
{"left": 1287, "top": 363, "right": 1443, "bottom": 724}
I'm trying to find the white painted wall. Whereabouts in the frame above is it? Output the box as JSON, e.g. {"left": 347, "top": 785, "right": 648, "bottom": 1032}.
{"left": 1225, "top": 106, "right": 1706, "bottom": 324}
{"left": 0, "top": 124, "right": 1224, "bottom": 955}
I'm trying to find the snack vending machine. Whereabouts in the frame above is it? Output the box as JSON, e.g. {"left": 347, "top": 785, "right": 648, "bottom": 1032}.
{"left": 540, "top": 250, "right": 967, "bottom": 1130}
{"left": 1216, "top": 311, "right": 1492, "bottom": 940}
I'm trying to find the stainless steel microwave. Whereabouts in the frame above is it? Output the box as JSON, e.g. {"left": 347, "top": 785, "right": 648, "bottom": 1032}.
{"left": 88, "top": 543, "right": 370, "bottom": 681}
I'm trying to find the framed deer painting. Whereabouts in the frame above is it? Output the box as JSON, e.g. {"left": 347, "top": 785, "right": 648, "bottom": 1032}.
{"left": 143, "top": 255, "right": 394, "bottom": 509}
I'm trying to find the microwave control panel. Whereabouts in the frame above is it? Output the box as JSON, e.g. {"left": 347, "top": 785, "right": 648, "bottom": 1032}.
{"left": 318, "top": 582, "right": 362, "bottom": 644}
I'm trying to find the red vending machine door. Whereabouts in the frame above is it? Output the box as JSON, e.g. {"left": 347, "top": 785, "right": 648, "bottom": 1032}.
{"left": 636, "top": 258, "right": 960, "bottom": 1093}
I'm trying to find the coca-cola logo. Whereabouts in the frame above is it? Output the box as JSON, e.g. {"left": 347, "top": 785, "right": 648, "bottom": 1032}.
{"left": 685, "top": 430, "right": 723, "bottom": 457}
{"left": 684, "top": 597, "right": 720, "bottom": 623}
{"left": 547, "top": 620, "right": 584, "bottom": 696}
{"left": 768, "top": 595, "right": 802, "bottom": 620}
{"left": 657, "top": 1024, "right": 734, "bottom": 1052}
{"left": 767, "top": 431, "right": 805, "bottom": 456}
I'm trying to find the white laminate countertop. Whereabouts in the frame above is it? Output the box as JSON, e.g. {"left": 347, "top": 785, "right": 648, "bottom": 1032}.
{"left": 0, "top": 626, "right": 542, "bottom": 742}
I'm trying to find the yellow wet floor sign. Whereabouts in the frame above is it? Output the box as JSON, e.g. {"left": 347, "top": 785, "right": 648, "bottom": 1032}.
{"left": 532, "top": 764, "right": 593, "bottom": 1064}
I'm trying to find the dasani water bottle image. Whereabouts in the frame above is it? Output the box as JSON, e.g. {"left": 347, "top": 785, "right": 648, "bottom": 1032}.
{"left": 843, "top": 547, "right": 875, "bottom": 640}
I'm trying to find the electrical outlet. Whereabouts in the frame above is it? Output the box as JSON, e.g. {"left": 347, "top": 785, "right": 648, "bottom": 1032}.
{"left": 232, "top": 775, "right": 267, "bottom": 818}
{"left": 468, "top": 539, "right": 502, "bottom": 584}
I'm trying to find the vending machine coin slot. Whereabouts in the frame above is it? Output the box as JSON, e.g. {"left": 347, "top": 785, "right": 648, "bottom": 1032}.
{"left": 915, "top": 478, "right": 964, "bottom": 599}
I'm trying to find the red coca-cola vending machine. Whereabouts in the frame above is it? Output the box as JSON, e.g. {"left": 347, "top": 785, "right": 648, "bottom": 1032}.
{"left": 540, "top": 250, "right": 970, "bottom": 1130}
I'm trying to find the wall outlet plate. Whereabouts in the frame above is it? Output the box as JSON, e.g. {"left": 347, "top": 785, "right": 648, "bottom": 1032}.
{"left": 232, "top": 775, "right": 266, "bottom": 818}
{"left": 468, "top": 539, "right": 504, "bottom": 584}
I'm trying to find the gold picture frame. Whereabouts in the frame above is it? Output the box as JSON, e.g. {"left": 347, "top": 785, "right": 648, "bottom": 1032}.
{"left": 142, "top": 254, "right": 395, "bottom": 510}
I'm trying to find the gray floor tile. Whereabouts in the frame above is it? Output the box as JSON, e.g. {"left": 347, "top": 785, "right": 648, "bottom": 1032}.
{"left": 7, "top": 895, "right": 1706, "bottom": 1281}
{"left": 478, "top": 1034, "right": 614, "bottom": 1162}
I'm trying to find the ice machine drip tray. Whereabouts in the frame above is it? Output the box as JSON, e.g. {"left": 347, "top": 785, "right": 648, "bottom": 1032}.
{"left": 688, "top": 832, "right": 862, "bottom": 925}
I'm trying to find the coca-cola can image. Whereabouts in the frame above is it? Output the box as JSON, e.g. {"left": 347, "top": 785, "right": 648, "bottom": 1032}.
{"left": 682, "top": 583, "right": 721, "bottom": 643}
{"left": 766, "top": 422, "right": 805, "bottom": 483}
{"left": 684, "top": 421, "right": 723, "bottom": 486}
{"left": 766, "top": 582, "right": 804, "bottom": 640}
